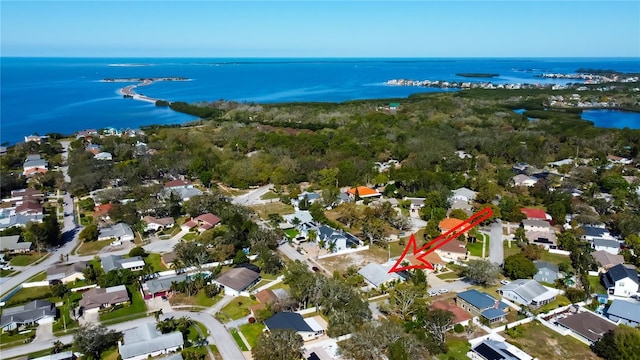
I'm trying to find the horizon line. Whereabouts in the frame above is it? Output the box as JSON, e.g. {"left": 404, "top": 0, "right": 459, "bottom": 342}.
{"left": 2, "top": 56, "right": 640, "bottom": 59}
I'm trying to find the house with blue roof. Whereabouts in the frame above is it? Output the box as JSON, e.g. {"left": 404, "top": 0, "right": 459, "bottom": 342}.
{"left": 580, "top": 225, "right": 616, "bottom": 242}
{"left": 456, "top": 289, "right": 508, "bottom": 324}
{"left": 607, "top": 299, "right": 640, "bottom": 327}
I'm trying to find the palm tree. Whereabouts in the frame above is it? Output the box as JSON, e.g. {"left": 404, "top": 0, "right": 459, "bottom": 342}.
{"left": 156, "top": 317, "right": 177, "bottom": 334}
{"left": 153, "top": 309, "right": 163, "bottom": 321}
{"left": 308, "top": 229, "right": 318, "bottom": 244}
{"left": 171, "top": 259, "right": 184, "bottom": 274}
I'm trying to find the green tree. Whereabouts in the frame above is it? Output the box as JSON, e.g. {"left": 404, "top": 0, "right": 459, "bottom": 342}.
{"left": 252, "top": 329, "right": 303, "bottom": 360}
{"left": 234, "top": 250, "right": 249, "bottom": 264}
{"left": 79, "top": 224, "right": 99, "bottom": 242}
{"left": 129, "top": 246, "right": 148, "bottom": 258}
{"left": 592, "top": 325, "right": 640, "bottom": 360}
{"left": 503, "top": 254, "right": 537, "bottom": 279}
{"left": 50, "top": 283, "right": 68, "bottom": 298}
{"left": 463, "top": 259, "right": 500, "bottom": 286}
{"left": 72, "top": 324, "right": 122, "bottom": 360}
{"left": 44, "top": 212, "right": 61, "bottom": 247}
{"left": 448, "top": 209, "right": 468, "bottom": 220}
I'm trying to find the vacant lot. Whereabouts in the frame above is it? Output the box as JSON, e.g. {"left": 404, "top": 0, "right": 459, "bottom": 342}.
{"left": 77, "top": 239, "right": 112, "bottom": 255}
{"left": 250, "top": 202, "right": 294, "bottom": 219}
{"left": 502, "top": 320, "right": 599, "bottom": 360}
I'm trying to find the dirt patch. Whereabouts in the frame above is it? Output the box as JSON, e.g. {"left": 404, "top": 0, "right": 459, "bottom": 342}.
{"left": 318, "top": 249, "right": 385, "bottom": 273}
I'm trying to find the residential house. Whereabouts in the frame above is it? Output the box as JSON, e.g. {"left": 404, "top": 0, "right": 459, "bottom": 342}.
{"left": 548, "top": 158, "right": 574, "bottom": 168}
{"left": 118, "top": 322, "right": 183, "bottom": 360}
{"left": 525, "top": 231, "right": 557, "bottom": 250}
{"left": 314, "top": 224, "right": 362, "bottom": 252}
{"left": 79, "top": 284, "right": 130, "bottom": 314}
{"left": 24, "top": 135, "right": 46, "bottom": 144}
{"left": 214, "top": 267, "right": 261, "bottom": 296}
{"left": 76, "top": 129, "right": 98, "bottom": 139}
{"left": 607, "top": 300, "right": 640, "bottom": 327}
{"left": 94, "top": 152, "right": 113, "bottom": 161}
{"left": 294, "top": 192, "right": 321, "bottom": 208}
{"left": 556, "top": 311, "right": 617, "bottom": 344}
{"left": 0, "top": 235, "right": 32, "bottom": 254}
{"left": 602, "top": 264, "right": 640, "bottom": 297}
{"left": 46, "top": 261, "right": 88, "bottom": 284}
{"left": 142, "top": 274, "right": 187, "bottom": 299}
{"left": 439, "top": 218, "right": 466, "bottom": 234}
{"left": 161, "top": 179, "right": 202, "bottom": 202}
{"left": 450, "top": 187, "right": 477, "bottom": 203}
{"left": 23, "top": 154, "right": 48, "bottom": 177}
{"left": 101, "top": 255, "right": 145, "bottom": 273}
{"left": 592, "top": 250, "right": 624, "bottom": 272}
{"left": 403, "top": 197, "right": 426, "bottom": 213}
{"left": 592, "top": 239, "right": 620, "bottom": 255}
{"left": 358, "top": 262, "right": 404, "bottom": 289}
{"left": 607, "top": 154, "right": 633, "bottom": 165}
{"left": 161, "top": 252, "right": 178, "bottom": 268}
{"left": 86, "top": 144, "right": 102, "bottom": 155}
{"left": 15, "top": 200, "right": 43, "bottom": 216}
{"left": 469, "top": 336, "right": 534, "bottom": 360}
{"left": 98, "top": 223, "right": 135, "bottom": 243}
{"left": 435, "top": 239, "right": 468, "bottom": 262}
{"left": 264, "top": 312, "right": 324, "bottom": 341}
{"left": 497, "top": 279, "right": 558, "bottom": 307}
{"left": 520, "top": 208, "right": 549, "bottom": 221}
{"left": 521, "top": 219, "right": 551, "bottom": 233}
{"left": 250, "top": 289, "right": 278, "bottom": 317}
{"left": 405, "top": 251, "right": 447, "bottom": 272}
{"left": 142, "top": 216, "right": 175, "bottom": 232}
{"left": 580, "top": 225, "right": 616, "bottom": 242}
{"left": 431, "top": 300, "right": 472, "bottom": 327}
{"left": 346, "top": 186, "right": 381, "bottom": 200}
{"left": 93, "top": 203, "right": 112, "bottom": 221}
{"left": 30, "top": 351, "right": 77, "bottom": 360}
{"left": 10, "top": 188, "right": 44, "bottom": 200}
{"left": 0, "top": 300, "right": 56, "bottom": 332}
{"left": 512, "top": 174, "right": 537, "bottom": 187}
{"left": 456, "top": 289, "right": 509, "bottom": 324}
{"left": 282, "top": 210, "right": 314, "bottom": 226}
{"left": 534, "top": 261, "right": 560, "bottom": 284}
{"left": 0, "top": 213, "right": 43, "bottom": 231}
{"left": 181, "top": 213, "right": 221, "bottom": 232}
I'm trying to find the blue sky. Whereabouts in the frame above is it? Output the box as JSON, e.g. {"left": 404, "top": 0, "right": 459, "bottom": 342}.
{"left": 1, "top": 1, "right": 639, "bottom": 57}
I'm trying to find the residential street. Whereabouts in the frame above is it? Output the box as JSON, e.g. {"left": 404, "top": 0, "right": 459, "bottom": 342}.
{"left": 489, "top": 220, "right": 504, "bottom": 265}
{"left": 231, "top": 184, "right": 273, "bottom": 206}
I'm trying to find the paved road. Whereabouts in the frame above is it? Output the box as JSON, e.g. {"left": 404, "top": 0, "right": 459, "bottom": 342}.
{"left": 143, "top": 229, "right": 188, "bottom": 253}
{"left": 231, "top": 184, "right": 273, "bottom": 207}
{"left": 489, "top": 221, "right": 504, "bottom": 265}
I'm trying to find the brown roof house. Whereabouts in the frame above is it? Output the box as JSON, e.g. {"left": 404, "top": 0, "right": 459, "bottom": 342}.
{"left": 142, "top": 216, "right": 175, "bottom": 232}
{"left": 161, "top": 252, "right": 178, "bottom": 268}
{"left": 46, "top": 261, "right": 88, "bottom": 284}
{"left": 556, "top": 311, "right": 617, "bottom": 344}
{"left": 250, "top": 289, "right": 278, "bottom": 317}
{"left": 181, "top": 213, "right": 221, "bottom": 232}
{"left": 79, "top": 284, "right": 130, "bottom": 314}
{"left": 434, "top": 239, "right": 467, "bottom": 262}
{"left": 431, "top": 300, "right": 472, "bottom": 327}
{"left": 214, "top": 267, "right": 261, "bottom": 296}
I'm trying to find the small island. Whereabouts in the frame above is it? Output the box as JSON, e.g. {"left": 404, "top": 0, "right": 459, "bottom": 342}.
{"left": 104, "top": 77, "right": 190, "bottom": 104}
{"left": 455, "top": 73, "right": 499, "bottom": 78}
{"left": 102, "top": 77, "right": 189, "bottom": 82}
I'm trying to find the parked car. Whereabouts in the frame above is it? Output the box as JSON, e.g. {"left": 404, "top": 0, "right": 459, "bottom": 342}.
{"left": 438, "top": 288, "right": 449, "bottom": 294}
{"left": 428, "top": 291, "right": 438, "bottom": 297}
{"left": 2, "top": 265, "right": 14, "bottom": 271}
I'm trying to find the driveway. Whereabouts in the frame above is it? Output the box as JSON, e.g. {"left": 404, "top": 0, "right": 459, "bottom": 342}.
{"left": 143, "top": 229, "right": 188, "bottom": 253}
{"left": 488, "top": 221, "right": 504, "bottom": 265}
{"left": 34, "top": 322, "right": 54, "bottom": 342}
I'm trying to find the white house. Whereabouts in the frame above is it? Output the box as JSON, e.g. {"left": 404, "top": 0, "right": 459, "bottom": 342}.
{"left": 592, "top": 239, "right": 620, "bottom": 255}
{"left": 602, "top": 264, "right": 640, "bottom": 297}
{"left": 94, "top": 152, "right": 113, "bottom": 161}
{"left": 264, "top": 312, "right": 324, "bottom": 342}
{"left": 450, "top": 187, "right": 477, "bottom": 203}
{"left": 142, "top": 216, "right": 175, "bottom": 232}
{"left": 497, "top": 279, "right": 558, "bottom": 308}
{"left": 98, "top": 223, "right": 135, "bottom": 242}
{"left": 118, "top": 323, "right": 183, "bottom": 360}
{"left": 522, "top": 219, "right": 551, "bottom": 233}
{"left": 512, "top": 174, "right": 538, "bottom": 187}
{"left": 358, "top": 262, "right": 404, "bottom": 289}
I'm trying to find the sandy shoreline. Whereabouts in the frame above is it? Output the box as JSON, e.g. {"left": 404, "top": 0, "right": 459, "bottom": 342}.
{"left": 115, "top": 78, "right": 190, "bottom": 104}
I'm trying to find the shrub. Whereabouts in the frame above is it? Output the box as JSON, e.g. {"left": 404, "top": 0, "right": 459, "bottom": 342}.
{"left": 454, "top": 324, "right": 464, "bottom": 333}
{"left": 248, "top": 317, "right": 256, "bottom": 324}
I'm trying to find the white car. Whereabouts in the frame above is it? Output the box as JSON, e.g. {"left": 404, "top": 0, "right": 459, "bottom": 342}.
{"left": 428, "top": 291, "right": 438, "bottom": 297}
{"left": 500, "top": 280, "right": 511, "bottom": 285}
{"left": 2, "top": 265, "right": 14, "bottom": 271}
{"left": 438, "top": 288, "right": 449, "bottom": 294}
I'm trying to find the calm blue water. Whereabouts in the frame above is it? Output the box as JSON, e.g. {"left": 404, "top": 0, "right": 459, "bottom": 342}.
{"left": 2, "top": 57, "right": 639, "bottom": 145}
{"left": 581, "top": 109, "right": 640, "bottom": 129}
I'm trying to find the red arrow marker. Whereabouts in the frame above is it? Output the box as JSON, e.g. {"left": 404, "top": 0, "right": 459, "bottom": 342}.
{"left": 388, "top": 207, "right": 493, "bottom": 273}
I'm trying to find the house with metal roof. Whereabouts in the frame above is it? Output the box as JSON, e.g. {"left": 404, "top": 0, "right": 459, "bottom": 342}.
{"left": 580, "top": 225, "right": 616, "bottom": 242}
{"left": 100, "top": 255, "right": 145, "bottom": 273}
{"left": 358, "top": 262, "right": 404, "bottom": 289}
{"left": 118, "top": 322, "right": 183, "bottom": 360}
{"left": 98, "top": 223, "right": 135, "bottom": 243}
{"left": 142, "top": 274, "right": 188, "bottom": 299}
{"left": 456, "top": 289, "right": 508, "bottom": 324}
{"left": 534, "top": 261, "right": 560, "bottom": 284}
{"left": 602, "top": 264, "right": 640, "bottom": 297}
{"left": 79, "top": 285, "right": 130, "bottom": 314}
{"left": 607, "top": 299, "right": 640, "bottom": 327}
{"left": 450, "top": 187, "right": 477, "bottom": 203}
{"left": 0, "top": 300, "right": 57, "bottom": 332}
{"left": 0, "top": 235, "right": 32, "bottom": 254}
{"left": 592, "top": 239, "right": 620, "bottom": 255}
{"left": 46, "top": 261, "right": 88, "bottom": 284}
{"left": 214, "top": 267, "right": 261, "bottom": 296}
{"left": 498, "top": 279, "right": 558, "bottom": 307}
{"left": 264, "top": 312, "right": 324, "bottom": 341}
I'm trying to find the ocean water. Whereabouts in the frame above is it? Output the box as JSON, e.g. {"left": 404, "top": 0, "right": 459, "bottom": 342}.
{"left": 2, "top": 57, "right": 639, "bottom": 145}
{"left": 581, "top": 109, "right": 640, "bottom": 129}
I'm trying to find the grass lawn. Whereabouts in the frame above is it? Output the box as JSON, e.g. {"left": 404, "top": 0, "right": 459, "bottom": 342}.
{"left": 539, "top": 251, "right": 572, "bottom": 269}
{"left": 53, "top": 299, "right": 80, "bottom": 334}
{"left": 239, "top": 322, "right": 265, "bottom": 348}
{"left": 5, "top": 286, "right": 52, "bottom": 306}
{"left": 145, "top": 253, "right": 167, "bottom": 272}
{"left": 101, "top": 347, "right": 120, "bottom": 360}
{"left": 250, "top": 203, "right": 295, "bottom": 220}
{"left": 99, "top": 285, "right": 147, "bottom": 322}
{"left": 0, "top": 329, "right": 36, "bottom": 349}
{"left": 219, "top": 298, "right": 259, "bottom": 321}
{"left": 436, "top": 272, "right": 461, "bottom": 280}
{"left": 467, "top": 233, "right": 488, "bottom": 257}
{"left": 503, "top": 242, "right": 521, "bottom": 258}
{"left": 437, "top": 335, "right": 471, "bottom": 360}
{"left": 0, "top": 269, "right": 17, "bottom": 277}
{"left": 588, "top": 275, "right": 607, "bottom": 294}
{"left": 6, "top": 347, "right": 53, "bottom": 359}
{"left": 503, "top": 320, "right": 600, "bottom": 360}
{"left": 260, "top": 191, "right": 280, "bottom": 200}
{"left": 533, "top": 295, "right": 571, "bottom": 315}
{"left": 284, "top": 228, "right": 299, "bottom": 239}
{"left": 76, "top": 239, "right": 112, "bottom": 255}
{"left": 171, "top": 290, "right": 222, "bottom": 308}
{"left": 182, "top": 232, "right": 198, "bottom": 241}
{"left": 9, "top": 252, "right": 48, "bottom": 266}
{"left": 230, "top": 328, "right": 249, "bottom": 351}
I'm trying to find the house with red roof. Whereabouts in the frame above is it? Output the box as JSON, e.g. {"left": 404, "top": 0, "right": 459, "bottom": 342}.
{"left": 431, "top": 300, "right": 472, "bottom": 326}
{"left": 346, "top": 186, "right": 381, "bottom": 200}
{"left": 520, "top": 208, "right": 549, "bottom": 221}
{"left": 181, "top": 213, "right": 221, "bottom": 232}
{"left": 164, "top": 179, "right": 193, "bottom": 189}
{"left": 94, "top": 203, "right": 112, "bottom": 220}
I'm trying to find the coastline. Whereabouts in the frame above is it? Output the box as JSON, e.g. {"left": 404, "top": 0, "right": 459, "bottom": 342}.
{"left": 113, "top": 77, "right": 191, "bottom": 104}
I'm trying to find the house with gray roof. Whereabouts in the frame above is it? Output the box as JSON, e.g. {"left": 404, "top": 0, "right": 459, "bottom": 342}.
{"left": 264, "top": 312, "right": 323, "bottom": 341}
{"left": 118, "top": 322, "right": 183, "bottom": 360}
{"left": 498, "top": 279, "right": 558, "bottom": 307}
{"left": 0, "top": 214, "right": 43, "bottom": 231}
{"left": 31, "top": 351, "right": 77, "bottom": 360}
{"left": 46, "top": 261, "right": 88, "bottom": 284}
{"left": 592, "top": 250, "right": 624, "bottom": 272}
{"left": 556, "top": 311, "right": 617, "bottom": 344}
{"left": 592, "top": 239, "right": 620, "bottom": 255}
{"left": 315, "top": 225, "right": 362, "bottom": 252}
{"left": 215, "top": 267, "right": 261, "bottom": 296}
{"left": 580, "top": 225, "right": 616, "bottom": 242}
{"left": 358, "top": 262, "right": 404, "bottom": 289}
{"left": 607, "top": 299, "right": 640, "bottom": 327}
{"left": 602, "top": 264, "right": 640, "bottom": 297}
{"left": 142, "top": 274, "right": 188, "bottom": 299}
{"left": 79, "top": 284, "right": 130, "bottom": 314}
{"left": 100, "top": 255, "right": 145, "bottom": 273}
{"left": 456, "top": 289, "right": 509, "bottom": 324}
{"left": 534, "top": 261, "right": 560, "bottom": 284}
{"left": 98, "top": 223, "right": 135, "bottom": 243}
{"left": 23, "top": 154, "right": 48, "bottom": 176}
{"left": 0, "top": 300, "right": 56, "bottom": 332}
{"left": 450, "top": 187, "right": 477, "bottom": 203}
{"left": 0, "top": 235, "right": 32, "bottom": 254}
